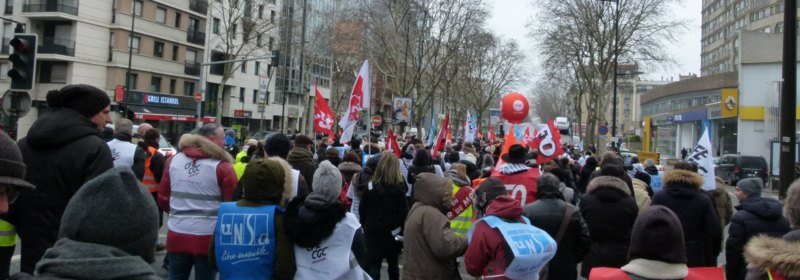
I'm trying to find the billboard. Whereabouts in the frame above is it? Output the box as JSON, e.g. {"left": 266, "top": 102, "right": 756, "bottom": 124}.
{"left": 393, "top": 97, "right": 413, "bottom": 125}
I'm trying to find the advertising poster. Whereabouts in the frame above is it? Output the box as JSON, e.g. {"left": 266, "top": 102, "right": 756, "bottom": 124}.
{"left": 393, "top": 97, "right": 413, "bottom": 125}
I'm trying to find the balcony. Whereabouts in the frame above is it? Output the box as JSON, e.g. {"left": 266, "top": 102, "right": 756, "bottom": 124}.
{"left": 184, "top": 62, "right": 201, "bottom": 76}
{"left": 189, "top": 0, "right": 207, "bottom": 15}
{"left": 38, "top": 37, "right": 75, "bottom": 56}
{"left": 22, "top": 0, "right": 79, "bottom": 16}
{"left": 187, "top": 30, "right": 205, "bottom": 45}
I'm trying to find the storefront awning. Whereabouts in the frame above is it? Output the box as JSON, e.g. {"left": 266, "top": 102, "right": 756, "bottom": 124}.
{"left": 128, "top": 105, "right": 216, "bottom": 123}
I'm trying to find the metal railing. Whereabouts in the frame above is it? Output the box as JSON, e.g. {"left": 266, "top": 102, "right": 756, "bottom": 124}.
{"left": 184, "top": 62, "right": 200, "bottom": 75}
{"left": 187, "top": 29, "right": 205, "bottom": 44}
{"left": 38, "top": 37, "right": 75, "bottom": 56}
{"left": 189, "top": 0, "right": 207, "bottom": 14}
{"left": 22, "top": 0, "right": 79, "bottom": 15}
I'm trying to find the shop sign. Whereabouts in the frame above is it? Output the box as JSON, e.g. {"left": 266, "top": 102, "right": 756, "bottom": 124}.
{"left": 145, "top": 95, "right": 180, "bottom": 106}
{"left": 668, "top": 109, "right": 706, "bottom": 124}
{"left": 234, "top": 110, "right": 252, "bottom": 118}
{"left": 124, "top": 90, "right": 194, "bottom": 110}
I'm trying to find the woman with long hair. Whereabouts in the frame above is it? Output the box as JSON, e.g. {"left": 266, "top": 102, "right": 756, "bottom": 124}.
{"left": 359, "top": 152, "right": 409, "bottom": 280}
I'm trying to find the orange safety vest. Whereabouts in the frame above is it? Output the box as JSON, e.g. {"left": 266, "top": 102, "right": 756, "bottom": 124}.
{"left": 142, "top": 146, "right": 159, "bottom": 193}
{"left": 589, "top": 267, "right": 725, "bottom": 280}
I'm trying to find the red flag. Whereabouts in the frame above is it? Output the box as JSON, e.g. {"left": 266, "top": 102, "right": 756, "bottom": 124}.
{"left": 385, "top": 129, "right": 401, "bottom": 157}
{"left": 530, "top": 119, "right": 564, "bottom": 164}
{"left": 432, "top": 114, "right": 449, "bottom": 158}
{"left": 313, "top": 82, "right": 335, "bottom": 137}
{"left": 477, "top": 131, "right": 484, "bottom": 140}
{"left": 489, "top": 127, "right": 496, "bottom": 144}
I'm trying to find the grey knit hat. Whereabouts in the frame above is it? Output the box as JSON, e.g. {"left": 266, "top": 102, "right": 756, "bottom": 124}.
{"left": 46, "top": 84, "right": 110, "bottom": 118}
{"left": 0, "top": 130, "right": 34, "bottom": 190}
{"left": 59, "top": 167, "right": 159, "bottom": 263}
{"left": 305, "top": 160, "right": 342, "bottom": 209}
{"left": 737, "top": 178, "right": 763, "bottom": 198}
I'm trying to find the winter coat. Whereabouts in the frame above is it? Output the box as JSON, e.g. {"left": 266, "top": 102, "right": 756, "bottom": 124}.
{"left": 359, "top": 182, "right": 408, "bottom": 237}
{"left": 465, "top": 196, "right": 528, "bottom": 279}
{"left": 12, "top": 108, "right": 114, "bottom": 273}
{"left": 9, "top": 238, "right": 159, "bottom": 280}
{"left": 403, "top": 174, "right": 467, "bottom": 279}
{"left": 713, "top": 177, "right": 734, "bottom": 227}
{"left": 743, "top": 229, "right": 800, "bottom": 280}
{"left": 579, "top": 176, "right": 639, "bottom": 277}
{"left": 631, "top": 178, "right": 652, "bottom": 212}
{"left": 287, "top": 147, "right": 318, "bottom": 191}
{"left": 726, "top": 197, "right": 791, "bottom": 280}
{"left": 578, "top": 164, "right": 597, "bottom": 193}
{"left": 523, "top": 197, "right": 592, "bottom": 280}
{"left": 157, "top": 134, "right": 238, "bottom": 256}
{"left": 283, "top": 198, "right": 367, "bottom": 268}
{"left": 338, "top": 162, "right": 362, "bottom": 206}
{"left": 459, "top": 159, "right": 482, "bottom": 182}
{"left": 651, "top": 170, "right": 722, "bottom": 267}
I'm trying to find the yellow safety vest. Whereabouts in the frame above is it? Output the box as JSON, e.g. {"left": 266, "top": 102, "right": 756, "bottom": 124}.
{"left": 0, "top": 219, "right": 17, "bottom": 247}
{"left": 450, "top": 184, "right": 473, "bottom": 238}
{"left": 233, "top": 151, "right": 248, "bottom": 179}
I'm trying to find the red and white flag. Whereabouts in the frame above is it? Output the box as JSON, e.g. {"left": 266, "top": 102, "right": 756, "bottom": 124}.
{"left": 489, "top": 126, "right": 496, "bottom": 144}
{"left": 385, "top": 129, "right": 401, "bottom": 157}
{"left": 530, "top": 119, "right": 564, "bottom": 164}
{"left": 338, "top": 60, "right": 370, "bottom": 144}
{"left": 313, "top": 82, "right": 335, "bottom": 137}
{"left": 431, "top": 114, "right": 449, "bottom": 158}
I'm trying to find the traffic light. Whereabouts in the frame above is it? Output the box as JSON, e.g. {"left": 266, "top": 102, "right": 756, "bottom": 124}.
{"left": 7, "top": 34, "right": 38, "bottom": 91}
{"left": 270, "top": 49, "right": 280, "bottom": 67}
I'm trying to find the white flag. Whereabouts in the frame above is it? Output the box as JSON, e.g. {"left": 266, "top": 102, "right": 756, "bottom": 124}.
{"left": 687, "top": 125, "right": 716, "bottom": 190}
{"left": 464, "top": 111, "right": 476, "bottom": 143}
{"left": 338, "top": 60, "right": 370, "bottom": 144}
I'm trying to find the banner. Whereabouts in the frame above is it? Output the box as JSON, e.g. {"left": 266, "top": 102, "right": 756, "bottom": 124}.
{"left": 392, "top": 97, "right": 413, "bottom": 125}
{"left": 428, "top": 115, "right": 437, "bottom": 147}
{"left": 687, "top": 124, "right": 716, "bottom": 190}
{"left": 447, "top": 186, "right": 474, "bottom": 220}
{"left": 464, "top": 111, "right": 477, "bottom": 144}
{"left": 385, "top": 129, "right": 401, "bottom": 157}
{"left": 338, "top": 60, "right": 370, "bottom": 144}
{"left": 313, "top": 82, "right": 335, "bottom": 137}
{"left": 432, "top": 114, "right": 449, "bottom": 158}
{"left": 531, "top": 119, "right": 564, "bottom": 164}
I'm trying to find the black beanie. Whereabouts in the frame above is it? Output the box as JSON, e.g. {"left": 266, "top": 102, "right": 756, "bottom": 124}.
{"left": 46, "top": 84, "right": 110, "bottom": 118}
{"left": 59, "top": 167, "right": 158, "bottom": 263}
{"left": 628, "top": 205, "right": 687, "bottom": 264}
{"left": 265, "top": 133, "right": 291, "bottom": 159}
{"left": 634, "top": 171, "right": 651, "bottom": 186}
{"left": 475, "top": 177, "right": 507, "bottom": 212}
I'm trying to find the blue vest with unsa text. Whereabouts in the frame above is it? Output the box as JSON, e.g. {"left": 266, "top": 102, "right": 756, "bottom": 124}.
{"left": 214, "top": 202, "right": 280, "bottom": 280}
{"left": 471, "top": 216, "right": 557, "bottom": 280}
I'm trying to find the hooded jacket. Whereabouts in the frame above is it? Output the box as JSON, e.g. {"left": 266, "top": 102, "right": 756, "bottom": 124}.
{"left": 287, "top": 147, "right": 318, "bottom": 191}
{"left": 743, "top": 230, "right": 800, "bottom": 280}
{"left": 652, "top": 169, "right": 722, "bottom": 267}
{"left": 12, "top": 108, "right": 114, "bottom": 273}
{"left": 726, "top": 196, "right": 790, "bottom": 280}
{"left": 158, "top": 134, "right": 238, "bottom": 256}
{"left": 465, "top": 196, "right": 527, "bottom": 279}
{"left": 403, "top": 173, "right": 468, "bottom": 279}
{"left": 631, "top": 178, "right": 652, "bottom": 213}
{"left": 579, "top": 176, "right": 639, "bottom": 277}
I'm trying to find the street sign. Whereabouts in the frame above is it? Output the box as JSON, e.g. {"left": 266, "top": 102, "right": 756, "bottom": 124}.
{"left": 194, "top": 92, "right": 203, "bottom": 103}
{"left": 599, "top": 125, "right": 609, "bottom": 136}
{"left": 115, "top": 85, "right": 124, "bottom": 102}
{"left": 371, "top": 115, "right": 382, "bottom": 127}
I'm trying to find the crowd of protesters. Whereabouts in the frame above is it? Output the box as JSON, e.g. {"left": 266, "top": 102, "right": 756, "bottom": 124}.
{"left": 1, "top": 85, "right": 799, "bottom": 279}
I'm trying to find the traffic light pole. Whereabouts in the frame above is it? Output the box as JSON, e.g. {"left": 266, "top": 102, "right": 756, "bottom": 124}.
{"left": 196, "top": 55, "right": 274, "bottom": 128}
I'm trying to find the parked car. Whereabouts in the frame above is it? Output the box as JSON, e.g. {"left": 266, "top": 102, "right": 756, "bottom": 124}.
{"left": 714, "top": 154, "right": 768, "bottom": 185}
{"left": 132, "top": 124, "right": 177, "bottom": 157}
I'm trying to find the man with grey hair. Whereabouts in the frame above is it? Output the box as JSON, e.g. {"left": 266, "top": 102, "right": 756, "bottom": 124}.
{"left": 158, "top": 123, "right": 237, "bottom": 279}
{"left": 107, "top": 118, "right": 145, "bottom": 179}
{"left": 132, "top": 122, "right": 153, "bottom": 145}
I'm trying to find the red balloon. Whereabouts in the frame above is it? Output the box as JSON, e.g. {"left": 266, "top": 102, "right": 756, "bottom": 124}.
{"left": 500, "top": 92, "right": 529, "bottom": 124}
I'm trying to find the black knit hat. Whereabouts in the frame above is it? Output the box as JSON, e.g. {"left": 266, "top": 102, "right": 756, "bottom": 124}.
{"left": 475, "top": 177, "right": 507, "bottom": 212}
{"left": 0, "top": 130, "right": 35, "bottom": 190}
{"left": 59, "top": 167, "right": 158, "bottom": 263}
{"left": 628, "top": 205, "right": 687, "bottom": 264}
{"left": 265, "top": 133, "right": 291, "bottom": 159}
{"left": 46, "top": 84, "right": 110, "bottom": 118}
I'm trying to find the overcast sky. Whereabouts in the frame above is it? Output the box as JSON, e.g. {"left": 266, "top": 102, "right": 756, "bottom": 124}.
{"left": 487, "top": 0, "right": 703, "bottom": 88}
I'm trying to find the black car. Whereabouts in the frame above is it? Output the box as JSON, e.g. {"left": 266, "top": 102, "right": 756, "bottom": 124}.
{"left": 715, "top": 155, "right": 768, "bottom": 185}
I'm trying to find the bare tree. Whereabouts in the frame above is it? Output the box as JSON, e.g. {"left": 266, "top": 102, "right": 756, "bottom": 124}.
{"left": 530, "top": 80, "right": 571, "bottom": 123}
{"left": 207, "top": 0, "right": 279, "bottom": 123}
{"left": 532, "top": 0, "right": 685, "bottom": 146}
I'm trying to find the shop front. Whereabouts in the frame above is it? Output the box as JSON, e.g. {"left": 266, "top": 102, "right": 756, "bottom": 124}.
{"left": 121, "top": 91, "right": 216, "bottom": 145}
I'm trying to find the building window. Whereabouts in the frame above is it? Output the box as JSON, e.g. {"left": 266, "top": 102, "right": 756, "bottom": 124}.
{"left": 268, "top": 37, "right": 274, "bottom": 50}
{"left": 212, "top": 18, "right": 220, "bottom": 34}
{"left": 239, "top": 87, "right": 245, "bottom": 102}
{"left": 38, "top": 62, "right": 68, "bottom": 83}
{"left": 269, "top": 0, "right": 275, "bottom": 4}
{"left": 127, "top": 73, "right": 138, "bottom": 89}
{"left": 184, "top": 81, "right": 195, "bottom": 96}
{"left": 231, "top": 24, "right": 237, "bottom": 38}
{"left": 175, "top": 12, "right": 181, "bottom": 28}
{"left": 253, "top": 89, "right": 258, "bottom": 104}
{"left": 258, "top": 5, "right": 264, "bottom": 19}
{"left": 133, "top": 0, "right": 143, "bottom": 16}
{"left": 154, "top": 41, "right": 164, "bottom": 58}
{"left": 270, "top": 10, "right": 276, "bottom": 23}
{"left": 172, "top": 45, "right": 178, "bottom": 60}
{"left": 156, "top": 7, "right": 167, "bottom": 23}
{"left": 241, "top": 61, "right": 247, "bottom": 73}
{"left": 257, "top": 34, "right": 263, "bottom": 46}
{"left": 169, "top": 79, "right": 176, "bottom": 94}
{"left": 255, "top": 61, "right": 260, "bottom": 75}
{"left": 151, "top": 76, "right": 162, "bottom": 92}
{"left": 4, "top": 0, "right": 12, "bottom": 15}
{"left": 129, "top": 36, "right": 140, "bottom": 53}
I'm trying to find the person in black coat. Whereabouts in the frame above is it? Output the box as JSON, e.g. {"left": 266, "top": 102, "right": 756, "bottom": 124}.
{"left": 10, "top": 85, "right": 114, "bottom": 274}
{"left": 524, "top": 174, "right": 591, "bottom": 280}
{"left": 578, "top": 156, "right": 598, "bottom": 194}
{"left": 407, "top": 149, "right": 436, "bottom": 194}
{"left": 287, "top": 135, "right": 318, "bottom": 191}
{"left": 725, "top": 178, "right": 791, "bottom": 280}
{"left": 579, "top": 173, "right": 638, "bottom": 277}
{"left": 651, "top": 168, "right": 722, "bottom": 268}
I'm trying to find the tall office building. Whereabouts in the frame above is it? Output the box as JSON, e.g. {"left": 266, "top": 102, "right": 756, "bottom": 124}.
{"left": 701, "top": 0, "right": 785, "bottom": 75}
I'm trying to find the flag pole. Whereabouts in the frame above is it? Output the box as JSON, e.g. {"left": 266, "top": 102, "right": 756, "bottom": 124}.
{"left": 367, "top": 62, "right": 372, "bottom": 156}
